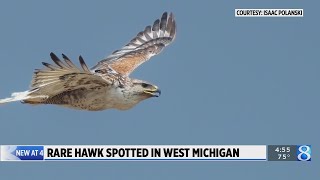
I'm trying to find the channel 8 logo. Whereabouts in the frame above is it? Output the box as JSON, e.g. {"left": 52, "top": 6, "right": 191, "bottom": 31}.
{"left": 297, "top": 145, "right": 311, "bottom": 161}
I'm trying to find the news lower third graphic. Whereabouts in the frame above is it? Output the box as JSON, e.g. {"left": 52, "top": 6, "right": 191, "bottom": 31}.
{"left": 268, "top": 145, "right": 311, "bottom": 161}
{"left": 0, "top": 145, "right": 311, "bottom": 161}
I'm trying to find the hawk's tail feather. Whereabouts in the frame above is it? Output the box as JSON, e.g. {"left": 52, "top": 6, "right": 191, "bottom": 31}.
{"left": 0, "top": 89, "right": 45, "bottom": 105}
{"left": 0, "top": 90, "right": 32, "bottom": 104}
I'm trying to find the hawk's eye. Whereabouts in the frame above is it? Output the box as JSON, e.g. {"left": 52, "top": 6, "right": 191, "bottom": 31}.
{"left": 141, "top": 83, "right": 149, "bottom": 88}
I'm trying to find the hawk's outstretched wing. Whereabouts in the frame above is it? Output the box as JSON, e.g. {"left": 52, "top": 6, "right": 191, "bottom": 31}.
{"left": 29, "top": 53, "right": 113, "bottom": 99}
{"left": 92, "top": 12, "right": 176, "bottom": 76}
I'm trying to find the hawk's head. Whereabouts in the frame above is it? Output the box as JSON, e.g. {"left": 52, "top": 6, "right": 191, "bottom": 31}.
{"left": 130, "top": 80, "right": 161, "bottom": 99}
{"left": 108, "top": 79, "right": 161, "bottom": 110}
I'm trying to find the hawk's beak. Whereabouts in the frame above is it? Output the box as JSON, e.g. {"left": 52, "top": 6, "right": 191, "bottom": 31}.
{"left": 144, "top": 87, "right": 161, "bottom": 97}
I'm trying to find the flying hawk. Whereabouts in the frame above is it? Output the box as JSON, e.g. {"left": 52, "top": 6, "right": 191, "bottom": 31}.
{"left": 0, "top": 12, "right": 176, "bottom": 111}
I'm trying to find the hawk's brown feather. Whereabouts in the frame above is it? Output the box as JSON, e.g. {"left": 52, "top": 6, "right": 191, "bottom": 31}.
{"left": 27, "top": 53, "right": 111, "bottom": 104}
{"left": 92, "top": 12, "right": 176, "bottom": 76}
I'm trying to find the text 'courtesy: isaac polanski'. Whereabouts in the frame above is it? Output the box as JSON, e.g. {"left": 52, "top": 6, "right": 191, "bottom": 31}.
{"left": 235, "top": 9, "right": 303, "bottom": 17}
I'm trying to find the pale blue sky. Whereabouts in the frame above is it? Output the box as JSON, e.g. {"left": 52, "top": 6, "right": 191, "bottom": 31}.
{"left": 0, "top": 0, "right": 318, "bottom": 179}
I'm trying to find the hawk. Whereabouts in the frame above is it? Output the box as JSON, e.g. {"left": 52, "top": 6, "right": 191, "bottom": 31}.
{"left": 0, "top": 12, "right": 176, "bottom": 111}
